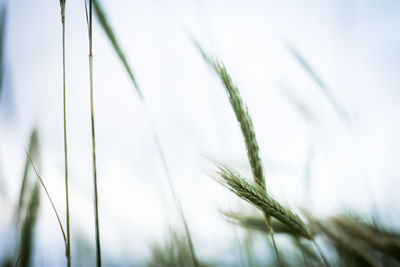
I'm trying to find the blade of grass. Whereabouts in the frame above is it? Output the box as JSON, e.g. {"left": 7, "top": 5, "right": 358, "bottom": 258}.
{"left": 16, "top": 129, "right": 39, "bottom": 224}
{"left": 87, "top": 0, "right": 102, "bottom": 265}
{"left": 92, "top": 0, "right": 141, "bottom": 98}
{"left": 285, "top": 42, "right": 347, "bottom": 119}
{"left": 278, "top": 81, "right": 314, "bottom": 124}
{"left": 92, "top": 2, "right": 198, "bottom": 266}
{"left": 59, "top": 0, "right": 71, "bottom": 265}
{"left": 25, "top": 149, "right": 67, "bottom": 245}
{"left": 19, "top": 181, "right": 40, "bottom": 267}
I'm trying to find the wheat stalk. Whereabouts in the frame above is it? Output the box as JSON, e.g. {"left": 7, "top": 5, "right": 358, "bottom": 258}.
{"left": 214, "top": 164, "right": 311, "bottom": 239}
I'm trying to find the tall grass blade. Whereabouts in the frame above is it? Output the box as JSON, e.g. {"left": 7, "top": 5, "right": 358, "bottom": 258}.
{"left": 92, "top": 0, "right": 141, "bottom": 98}
{"left": 58, "top": 0, "right": 71, "bottom": 265}
{"left": 92, "top": 2, "right": 198, "bottom": 266}
{"left": 19, "top": 182, "right": 40, "bottom": 267}
{"left": 25, "top": 150, "right": 67, "bottom": 245}
{"left": 16, "top": 129, "right": 39, "bottom": 224}
{"left": 285, "top": 42, "right": 347, "bottom": 119}
{"left": 278, "top": 81, "right": 314, "bottom": 123}
{"left": 87, "top": 0, "right": 102, "bottom": 265}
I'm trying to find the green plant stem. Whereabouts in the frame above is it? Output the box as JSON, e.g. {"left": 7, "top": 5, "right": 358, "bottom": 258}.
{"left": 312, "top": 239, "right": 330, "bottom": 267}
{"left": 61, "top": 12, "right": 71, "bottom": 267}
{"left": 264, "top": 213, "right": 282, "bottom": 266}
{"left": 25, "top": 150, "right": 67, "bottom": 244}
{"left": 89, "top": 0, "right": 101, "bottom": 266}
{"left": 143, "top": 105, "right": 199, "bottom": 267}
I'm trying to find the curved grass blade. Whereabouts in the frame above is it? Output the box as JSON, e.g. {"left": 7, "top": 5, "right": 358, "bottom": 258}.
{"left": 92, "top": 2, "right": 198, "bottom": 266}
{"left": 92, "top": 0, "right": 141, "bottom": 98}
{"left": 285, "top": 42, "right": 347, "bottom": 119}
{"left": 25, "top": 150, "right": 67, "bottom": 245}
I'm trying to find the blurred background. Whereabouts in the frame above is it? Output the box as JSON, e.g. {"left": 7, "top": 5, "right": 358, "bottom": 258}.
{"left": 0, "top": 0, "right": 400, "bottom": 266}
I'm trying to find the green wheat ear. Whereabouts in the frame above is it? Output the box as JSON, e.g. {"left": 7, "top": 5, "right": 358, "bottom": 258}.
{"left": 214, "top": 164, "right": 311, "bottom": 239}
{"left": 194, "top": 40, "right": 284, "bottom": 263}
{"left": 193, "top": 40, "right": 265, "bottom": 188}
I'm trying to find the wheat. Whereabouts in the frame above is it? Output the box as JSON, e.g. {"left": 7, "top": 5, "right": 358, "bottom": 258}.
{"left": 214, "top": 164, "right": 311, "bottom": 239}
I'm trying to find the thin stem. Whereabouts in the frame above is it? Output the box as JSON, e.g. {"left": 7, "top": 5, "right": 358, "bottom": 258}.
{"left": 295, "top": 238, "right": 309, "bottom": 267}
{"left": 142, "top": 105, "right": 199, "bottom": 267}
{"left": 61, "top": 12, "right": 71, "bottom": 267}
{"left": 312, "top": 239, "right": 330, "bottom": 267}
{"left": 265, "top": 213, "right": 282, "bottom": 266}
{"left": 89, "top": 0, "right": 101, "bottom": 266}
{"left": 25, "top": 150, "right": 67, "bottom": 245}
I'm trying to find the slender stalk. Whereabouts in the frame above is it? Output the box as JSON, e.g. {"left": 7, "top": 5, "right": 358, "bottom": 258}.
{"left": 25, "top": 150, "right": 67, "bottom": 245}
{"left": 265, "top": 214, "right": 281, "bottom": 265}
{"left": 88, "top": 0, "right": 101, "bottom": 266}
{"left": 143, "top": 105, "right": 199, "bottom": 267}
{"left": 312, "top": 239, "right": 330, "bottom": 267}
{"left": 91, "top": 3, "right": 198, "bottom": 265}
{"left": 60, "top": 3, "right": 71, "bottom": 265}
